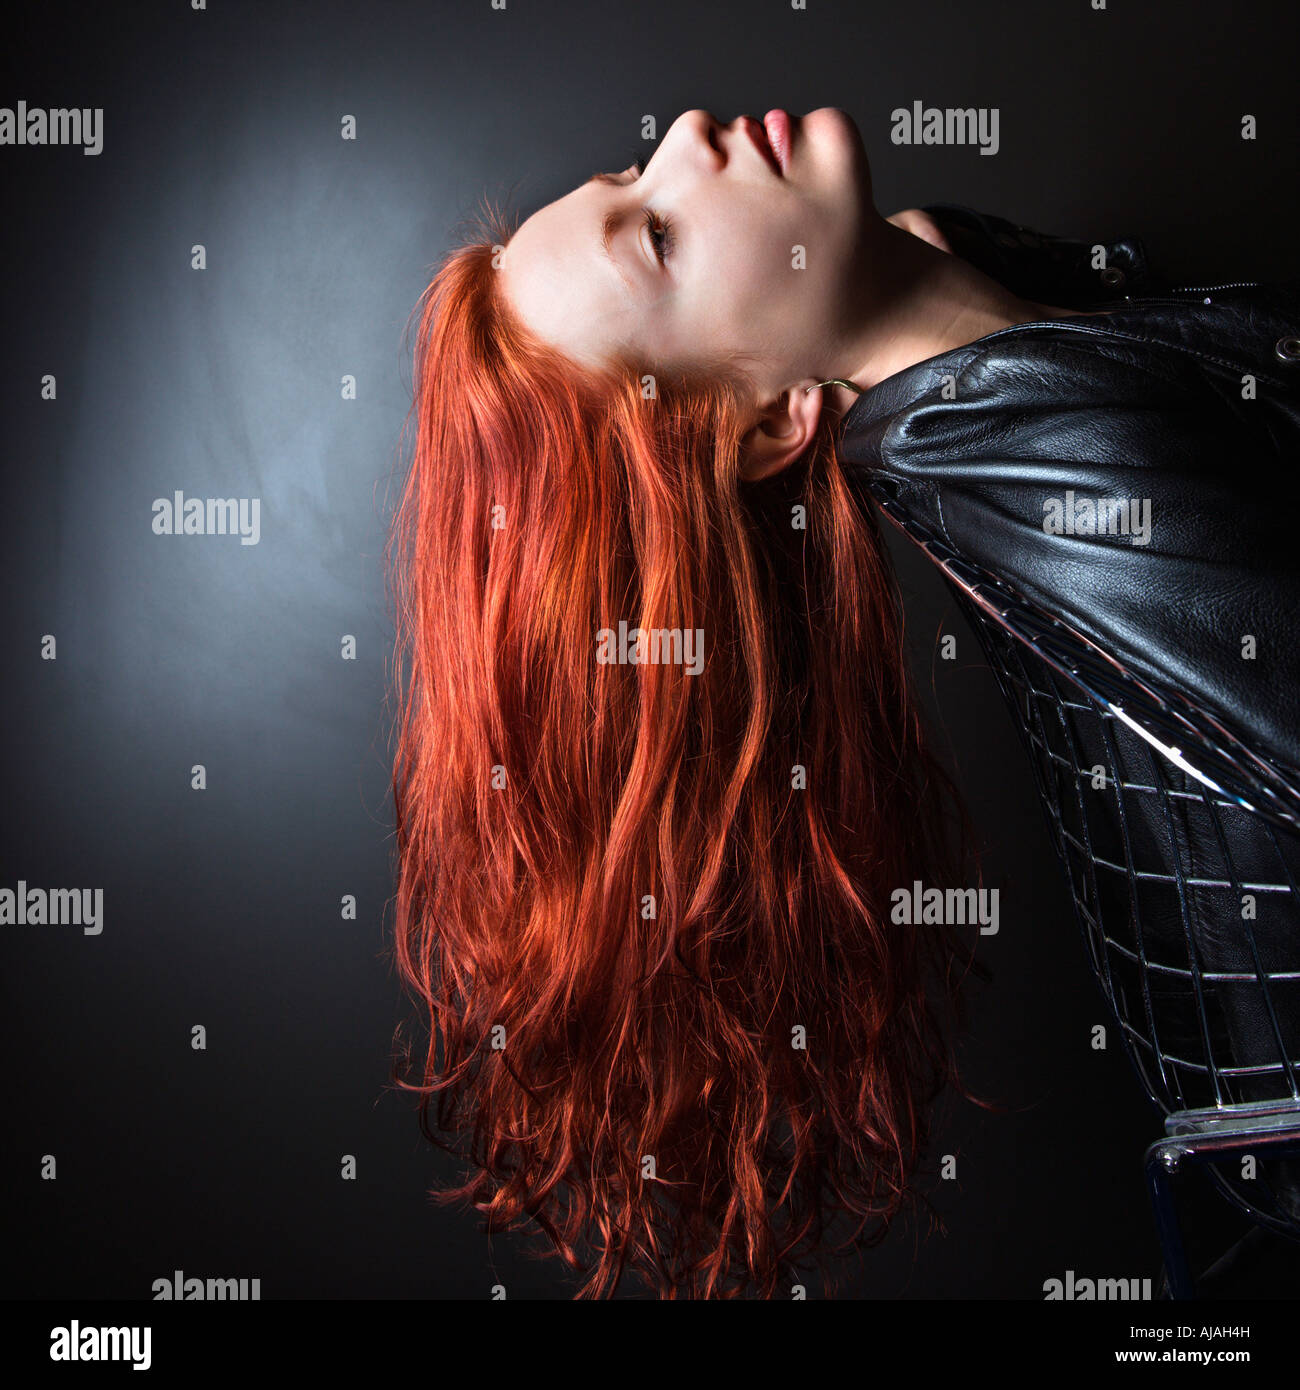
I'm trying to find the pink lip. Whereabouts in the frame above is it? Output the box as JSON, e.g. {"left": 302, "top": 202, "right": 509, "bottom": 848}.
{"left": 741, "top": 114, "right": 783, "bottom": 177}
{"left": 762, "top": 109, "right": 790, "bottom": 175}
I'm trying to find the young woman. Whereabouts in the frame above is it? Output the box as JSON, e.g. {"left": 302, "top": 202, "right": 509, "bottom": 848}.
{"left": 388, "top": 107, "right": 1300, "bottom": 1298}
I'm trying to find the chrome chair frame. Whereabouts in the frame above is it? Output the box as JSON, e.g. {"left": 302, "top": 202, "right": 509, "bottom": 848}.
{"left": 876, "top": 496, "right": 1300, "bottom": 1298}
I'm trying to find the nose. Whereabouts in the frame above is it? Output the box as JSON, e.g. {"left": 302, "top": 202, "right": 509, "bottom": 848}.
{"left": 672, "top": 108, "right": 724, "bottom": 172}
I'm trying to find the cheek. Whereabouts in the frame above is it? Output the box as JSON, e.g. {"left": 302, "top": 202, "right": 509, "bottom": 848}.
{"left": 685, "top": 205, "right": 821, "bottom": 353}
{"left": 718, "top": 228, "right": 801, "bottom": 316}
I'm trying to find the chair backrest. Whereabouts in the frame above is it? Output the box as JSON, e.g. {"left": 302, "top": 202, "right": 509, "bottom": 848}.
{"left": 875, "top": 497, "right": 1300, "bottom": 1237}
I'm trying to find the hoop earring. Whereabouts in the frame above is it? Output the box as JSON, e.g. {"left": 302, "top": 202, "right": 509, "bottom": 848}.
{"left": 803, "top": 378, "right": 866, "bottom": 395}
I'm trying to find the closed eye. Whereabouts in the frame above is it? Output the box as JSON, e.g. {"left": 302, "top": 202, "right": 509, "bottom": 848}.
{"left": 628, "top": 154, "right": 674, "bottom": 265}
{"left": 590, "top": 150, "right": 676, "bottom": 274}
{"left": 641, "top": 208, "right": 675, "bottom": 265}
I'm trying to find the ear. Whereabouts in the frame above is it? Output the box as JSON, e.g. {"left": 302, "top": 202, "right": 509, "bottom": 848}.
{"left": 738, "top": 382, "right": 825, "bottom": 482}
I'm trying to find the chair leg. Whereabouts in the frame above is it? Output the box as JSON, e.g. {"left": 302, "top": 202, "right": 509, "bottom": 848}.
{"left": 1143, "top": 1110, "right": 1300, "bottom": 1299}
{"left": 1145, "top": 1137, "right": 1197, "bottom": 1298}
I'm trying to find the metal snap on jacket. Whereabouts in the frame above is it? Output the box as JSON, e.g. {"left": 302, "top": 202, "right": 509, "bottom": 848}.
{"left": 1100, "top": 266, "right": 1127, "bottom": 288}
{"left": 1275, "top": 336, "right": 1300, "bottom": 363}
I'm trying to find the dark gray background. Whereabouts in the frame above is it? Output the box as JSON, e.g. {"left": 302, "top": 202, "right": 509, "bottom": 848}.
{"left": 2, "top": 0, "right": 1297, "bottom": 1298}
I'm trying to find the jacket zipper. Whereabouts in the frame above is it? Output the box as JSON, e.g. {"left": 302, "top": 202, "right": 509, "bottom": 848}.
{"left": 973, "top": 279, "right": 1266, "bottom": 346}
{"left": 1170, "top": 280, "right": 1258, "bottom": 293}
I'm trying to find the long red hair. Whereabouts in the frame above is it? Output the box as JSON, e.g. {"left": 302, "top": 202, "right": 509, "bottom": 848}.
{"left": 387, "top": 203, "right": 979, "bottom": 1298}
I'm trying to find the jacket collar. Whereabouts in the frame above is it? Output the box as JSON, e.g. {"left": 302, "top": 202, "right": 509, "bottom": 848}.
{"left": 837, "top": 203, "right": 1160, "bottom": 450}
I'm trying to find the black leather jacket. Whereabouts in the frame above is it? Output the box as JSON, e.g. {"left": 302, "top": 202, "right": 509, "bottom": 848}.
{"left": 837, "top": 205, "right": 1300, "bottom": 786}
{"left": 835, "top": 209, "right": 1300, "bottom": 1216}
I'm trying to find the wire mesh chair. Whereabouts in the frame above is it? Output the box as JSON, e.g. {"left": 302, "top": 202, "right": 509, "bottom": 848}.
{"left": 875, "top": 496, "right": 1300, "bottom": 1298}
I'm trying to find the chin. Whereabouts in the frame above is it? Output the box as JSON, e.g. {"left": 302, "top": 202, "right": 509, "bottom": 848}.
{"left": 801, "top": 106, "right": 872, "bottom": 201}
{"left": 802, "top": 106, "right": 861, "bottom": 148}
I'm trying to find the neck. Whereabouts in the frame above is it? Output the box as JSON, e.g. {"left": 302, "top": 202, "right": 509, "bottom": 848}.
{"left": 827, "top": 217, "right": 1055, "bottom": 418}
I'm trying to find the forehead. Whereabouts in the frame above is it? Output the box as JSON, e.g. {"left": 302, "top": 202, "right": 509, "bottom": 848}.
{"left": 499, "top": 182, "right": 650, "bottom": 366}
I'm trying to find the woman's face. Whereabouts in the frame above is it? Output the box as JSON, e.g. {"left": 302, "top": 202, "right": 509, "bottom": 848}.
{"left": 498, "top": 108, "right": 879, "bottom": 405}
